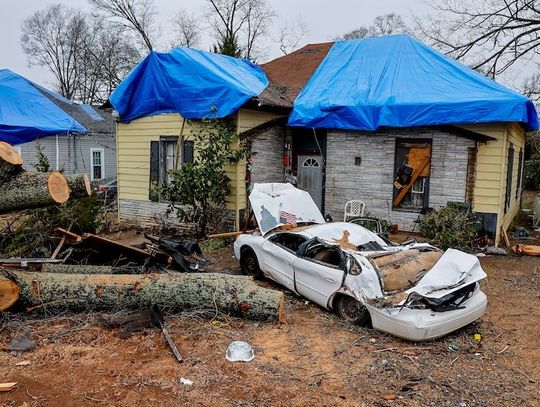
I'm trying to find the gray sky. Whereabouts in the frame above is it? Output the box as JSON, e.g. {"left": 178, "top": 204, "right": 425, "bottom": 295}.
{"left": 0, "top": 0, "right": 426, "bottom": 88}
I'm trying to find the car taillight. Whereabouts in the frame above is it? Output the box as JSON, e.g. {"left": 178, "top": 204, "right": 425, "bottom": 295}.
{"left": 98, "top": 186, "right": 106, "bottom": 192}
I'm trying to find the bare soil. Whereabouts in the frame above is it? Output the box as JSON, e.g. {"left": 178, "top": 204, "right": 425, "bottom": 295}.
{"left": 1, "top": 244, "right": 539, "bottom": 406}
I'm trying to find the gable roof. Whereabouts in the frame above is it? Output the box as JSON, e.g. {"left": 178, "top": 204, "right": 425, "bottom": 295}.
{"left": 256, "top": 42, "right": 333, "bottom": 108}
{"left": 0, "top": 69, "right": 87, "bottom": 145}
{"left": 109, "top": 47, "right": 268, "bottom": 122}
{"left": 288, "top": 35, "right": 538, "bottom": 131}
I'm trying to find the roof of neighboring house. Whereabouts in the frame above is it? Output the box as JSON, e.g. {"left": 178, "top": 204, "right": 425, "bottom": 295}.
{"left": 109, "top": 47, "right": 268, "bottom": 122}
{"left": 0, "top": 69, "right": 87, "bottom": 145}
{"left": 288, "top": 35, "right": 538, "bottom": 131}
{"left": 256, "top": 42, "right": 333, "bottom": 108}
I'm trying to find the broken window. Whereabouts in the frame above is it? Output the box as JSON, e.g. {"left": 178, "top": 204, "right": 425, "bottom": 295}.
{"left": 392, "top": 139, "right": 431, "bottom": 210}
{"left": 269, "top": 233, "right": 308, "bottom": 253}
{"left": 302, "top": 240, "right": 343, "bottom": 268}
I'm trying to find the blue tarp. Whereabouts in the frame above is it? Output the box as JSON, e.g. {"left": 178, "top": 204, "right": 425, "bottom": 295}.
{"left": 109, "top": 48, "right": 269, "bottom": 122}
{"left": 288, "top": 35, "right": 539, "bottom": 131}
{"left": 0, "top": 69, "right": 87, "bottom": 145}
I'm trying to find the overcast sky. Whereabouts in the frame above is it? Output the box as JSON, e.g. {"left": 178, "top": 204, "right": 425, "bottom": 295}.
{"left": 0, "top": 0, "right": 426, "bottom": 88}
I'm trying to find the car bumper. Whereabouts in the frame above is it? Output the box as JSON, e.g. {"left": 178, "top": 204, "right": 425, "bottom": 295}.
{"left": 366, "top": 289, "right": 487, "bottom": 341}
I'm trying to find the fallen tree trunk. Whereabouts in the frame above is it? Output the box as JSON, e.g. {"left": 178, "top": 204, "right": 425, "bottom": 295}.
{"left": 65, "top": 173, "right": 92, "bottom": 198}
{"left": 0, "top": 142, "right": 23, "bottom": 182}
{"left": 0, "top": 171, "right": 70, "bottom": 214}
{"left": 41, "top": 264, "right": 113, "bottom": 274}
{"left": 3, "top": 271, "right": 285, "bottom": 321}
{"left": 0, "top": 275, "right": 19, "bottom": 312}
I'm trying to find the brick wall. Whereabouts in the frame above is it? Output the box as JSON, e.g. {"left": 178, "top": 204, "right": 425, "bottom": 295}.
{"left": 324, "top": 128, "right": 475, "bottom": 231}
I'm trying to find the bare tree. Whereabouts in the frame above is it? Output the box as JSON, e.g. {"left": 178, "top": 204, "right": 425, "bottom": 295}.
{"left": 205, "top": 0, "right": 275, "bottom": 60}
{"left": 21, "top": 5, "right": 89, "bottom": 100}
{"left": 336, "top": 13, "right": 408, "bottom": 40}
{"left": 278, "top": 17, "right": 309, "bottom": 55}
{"left": 171, "top": 10, "right": 201, "bottom": 48}
{"left": 21, "top": 4, "right": 138, "bottom": 104}
{"left": 88, "top": 0, "right": 156, "bottom": 53}
{"left": 416, "top": 0, "right": 540, "bottom": 79}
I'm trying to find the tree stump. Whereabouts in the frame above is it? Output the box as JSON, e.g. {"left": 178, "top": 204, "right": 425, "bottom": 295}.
{"left": 0, "top": 141, "right": 23, "bottom": 182}
{"left": 0, "top": 275, "right": 20, "bottom": 311}
{"left": 0, "top": 171, "right": 70, "bottom": 214}
{"left": 65, "top": 173, "right": 92, "bottom": 198}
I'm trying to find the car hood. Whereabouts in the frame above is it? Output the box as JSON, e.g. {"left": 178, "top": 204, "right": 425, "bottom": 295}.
{"left": 249, "top": 183, "right": 326, "bottom": 236}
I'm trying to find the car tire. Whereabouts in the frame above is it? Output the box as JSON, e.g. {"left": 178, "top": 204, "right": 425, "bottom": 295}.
{"left": 240, "top": 248, "right": 262, "bottom": 278}
{"left": 334, "top": 295, "right": 371, "bottom": 326}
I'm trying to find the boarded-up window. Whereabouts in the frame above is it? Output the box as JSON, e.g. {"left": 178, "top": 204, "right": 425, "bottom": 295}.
{"left": 504, "top": 143, "right": 514, "bottom": 213}
{"left": 516, "top": 148, "right": 523, "bottom": 199}
{"left": 393, "top": 139, "right": 431, "bottom": 210}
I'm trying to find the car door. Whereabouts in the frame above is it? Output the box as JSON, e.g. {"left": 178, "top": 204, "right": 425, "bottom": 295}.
{"left": 259, "top": 239, "right": 297, "bottom": 292}
{"left": 293, "top": 240, "right": 346, "bottom": 308}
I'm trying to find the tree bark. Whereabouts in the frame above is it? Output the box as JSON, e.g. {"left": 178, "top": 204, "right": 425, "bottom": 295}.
{"left": 3, "top": 271, "right": 285, "bottom": 321}
{"left": 0, "top": 171, "right": 70, "bottom": 214}
{"left": 0, "top": 275, "right": 19, "bottom": 312}
{"left": 65, "top": 173, "right": 92, "bottom": 198}
{"left": 41, "top": 264, "right": 113, "bottom": 274}
{"left": 0, "top": 141, "right": 23, "bottom": 182}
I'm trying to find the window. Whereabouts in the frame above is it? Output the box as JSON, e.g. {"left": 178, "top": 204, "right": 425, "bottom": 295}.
{"left": 90, "top": 148, "right": 104, "bottom": 180}
{"left": 504, "top": 143, "right": 514, "bottom": 213}
{"left": 392, "top": 139, "right": 431, "bottom": 210}
{"left": 149, "top": 137, "right": 179, "bottom": 201}
{"left": 182, "top": 140, "right": 194, "bottom": 164}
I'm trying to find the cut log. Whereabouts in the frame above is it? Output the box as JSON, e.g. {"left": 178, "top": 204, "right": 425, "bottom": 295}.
{"left": 41, "top": 264, "right": 113, "bottom": 274}
{"left": 4, "top": 271, "right": 285, "bottom": 321}
{"left": 0, "top": 171, "right": 70, "bottom": 214}
{"left": 0, "top": 142, "right": 23, "bottom": 182}
{"left": 0, "top": 275, "right": 20, "bottom": 311}
{"left": 512, "top": 244, "right": 540, "bottom": 257}
{"left": 65, "top": 173, "right": 92, "bottom": 198}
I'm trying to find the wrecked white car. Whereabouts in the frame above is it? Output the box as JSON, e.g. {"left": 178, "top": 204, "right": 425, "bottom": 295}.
{"left": 234, "top": 183, "right": 487, "bottom": 341}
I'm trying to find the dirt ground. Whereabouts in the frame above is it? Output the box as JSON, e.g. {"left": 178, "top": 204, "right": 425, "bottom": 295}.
{"left": 1, "top": 237, "right": 538, "bottom": 407}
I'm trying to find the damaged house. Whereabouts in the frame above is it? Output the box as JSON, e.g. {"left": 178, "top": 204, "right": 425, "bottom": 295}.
{"left": 110, "top": 35, "right": 537, "bottom": 245}
{"left": 247, "top": 35, "right": 538, "bottom": 245}
{"left": 0, "top": 69, "right": 116, "bottom": 181}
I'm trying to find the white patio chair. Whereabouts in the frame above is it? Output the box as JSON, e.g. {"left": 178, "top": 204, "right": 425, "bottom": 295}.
{"left": 344, "top": 200, "right": 366, "bottom": 222}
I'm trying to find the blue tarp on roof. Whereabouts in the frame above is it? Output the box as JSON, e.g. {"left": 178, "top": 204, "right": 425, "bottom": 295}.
{"left": 288, "top": 35, "right": 539, "bottom": 131}
{"left": 0, "top": 69, "right": 87, "bottom": 145}
{"left": 109, "top": 48, "right": 269, "bottom": 122}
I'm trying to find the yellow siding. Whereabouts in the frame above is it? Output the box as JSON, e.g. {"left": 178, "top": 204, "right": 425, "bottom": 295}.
{"left": 117, "top": 110, "right": 273, "bottom": 229}
{"left": 458, "top": 123, "right": 526, "bottom": 244}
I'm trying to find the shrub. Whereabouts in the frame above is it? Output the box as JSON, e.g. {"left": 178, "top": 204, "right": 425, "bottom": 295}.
{"left": 419, "top": 205, "right": 480, "bottom": 252}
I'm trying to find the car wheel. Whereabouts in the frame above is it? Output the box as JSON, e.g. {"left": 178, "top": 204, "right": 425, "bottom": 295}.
{"left": 240, "top": 248, "right": 262, "bottom": 278}
{"left": 334, "top": 295, "right": 371, "bottom": 326}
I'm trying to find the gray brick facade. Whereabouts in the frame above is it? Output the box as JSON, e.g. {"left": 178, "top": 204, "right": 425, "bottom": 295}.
{"left": 248, "top": 126, "right": 285, "bottom": 185}
{"left": 324, "top": 128, "right": 475, "bottom": 231}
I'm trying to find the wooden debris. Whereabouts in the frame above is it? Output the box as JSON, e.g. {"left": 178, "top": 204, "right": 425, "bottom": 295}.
{"left": 4, "top": 271, "right": 285, "bottom": 322}
{"left": 208, "top": 230, "right": 254, "bottom": 239}
{"left": 512, "top": 244, "right": 540, "bottom": 257}
{"left": 54, "top": 228, "right": 83, "bottom": 243}
{"left": 149, "top": 304, "right": 183, "bottom": 363}
{"left": 501, "top": 226, "right": 511, "bottom": 248}
{"left": 0, "top": 275, "right": 19, "bottom": 311}
{"left": 0, "top": 382, "right": 18, "bottom": 392}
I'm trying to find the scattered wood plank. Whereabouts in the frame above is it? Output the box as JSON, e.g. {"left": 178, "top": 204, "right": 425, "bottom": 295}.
{"left": 501, "top": 226, "right": 511, "bottom": 248}
{"left": 0, "top": 258, "right": 63, "bottom": 265}
{"left": 54, "top": 228, "right": 83, "bottom": 243}
{"left": 0, "top": 382, "right": 17, "bottom": 392}
{"left": 208, "top": 230, "right": 254, "bottom": 239}
{"left": 4, "top": 271, "right": 285, "bottom": 322}
{"left": 50, "top": 236, "right": 66, "bottom": 260}
{"left": 512, "top": 244, "right": 540, "bottom": 257}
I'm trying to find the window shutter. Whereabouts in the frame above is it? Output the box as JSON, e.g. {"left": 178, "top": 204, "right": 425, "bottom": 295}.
{"left": 504, "top": 144, "right": 514, "bottom": 213}
{"left": 149, "top": 141, "right": 160, "bottom": 202}
{"left": 516, "top": 148, "right": 523, "bottom": 199}
{"left": 182, "top": 140, "right": 194, "bottom": 164}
